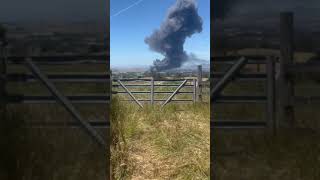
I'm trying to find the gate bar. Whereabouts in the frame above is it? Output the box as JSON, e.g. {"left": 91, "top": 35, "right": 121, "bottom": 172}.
{"left": 161, "top": 79, "right": 188, "bottom": 107}
{"left": 117, "top": 80, "right": 143, "bottom": 108}
{"left": 211, "top": 120, "right": 267, "bottom": 129}
{"left": 211, "top": 57, "right": 247, "bottom": 99}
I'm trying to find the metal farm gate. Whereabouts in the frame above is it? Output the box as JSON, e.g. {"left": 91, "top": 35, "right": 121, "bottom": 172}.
{"left": 2, "top": 54, "right": 110, "bottom": 144}
{"left": 113, "top": 78, "right": 198, "bottom": 107}
{"left": 112, "top": 65, "right": 206, "bottom": 107}
{"left": 211, "top": 12, "right": 320, "bottom": 133}
{"left": 211, "top": 55, "right": 276, "bottom": 132}
{"left": 1, "top": 52, "right": 110, "bottom": 178}
{"left": 112, "top": 65, "right": 205, "bottom": 108}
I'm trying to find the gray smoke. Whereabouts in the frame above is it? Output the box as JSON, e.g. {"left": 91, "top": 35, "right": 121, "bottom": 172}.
{"left": 145, "top": 0, "right": 203, "bottom": 71}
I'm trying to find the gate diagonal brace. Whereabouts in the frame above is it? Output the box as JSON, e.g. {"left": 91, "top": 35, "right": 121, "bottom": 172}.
{"left": 211, "top": 57, "right": 247, "bottom": 100}
{"left": 161, "top": 79, "right": 188, "bottom": 108}
{"left": 25, "top": 58, "right": 107, "bottom": 150}
{"left": 117, "top": 80, "right": 143, "bottom": 108}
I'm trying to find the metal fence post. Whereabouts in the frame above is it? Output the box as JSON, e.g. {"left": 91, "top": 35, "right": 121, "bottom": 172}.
{"left": 197, "top": 65, "right": 202, "bottom": 102}
{"left": 279, "top": 12, "right": 295, "bottom": 128}
{"left": 150, "top": 77, "right": 154, "bottom": 105}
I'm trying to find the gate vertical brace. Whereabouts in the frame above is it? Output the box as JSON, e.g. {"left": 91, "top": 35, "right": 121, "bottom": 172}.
{"left": 197, "top": 65, "right": 203, "bottom": 102}
{"left": 266, "top": 56, "right": 276, "bottom": 134}
{"left": 150, "top": 77, "right": 154, "bottom": 105}
{"left": 279, "top": 12, "right": 295, "bottom": 128}
{"left": 193, "top": 79, "right": 197, "bottom": 103}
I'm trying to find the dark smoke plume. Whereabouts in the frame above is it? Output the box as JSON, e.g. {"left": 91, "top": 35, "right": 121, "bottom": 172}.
{"left": 145, "top": 0, "right": 203, "bottom": 71}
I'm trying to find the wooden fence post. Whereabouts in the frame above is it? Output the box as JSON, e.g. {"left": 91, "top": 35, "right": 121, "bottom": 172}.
{"left": 150, "top": 77, "right": 154, "bottom": 105}
{"left": 197, "top": 65, "right": 202, "bottom": 102}
{"left": 279, "top": 12, "right": 295, "bottom": 128}
{"left": 266, "top": 56, "right": 276, "bottom": 134}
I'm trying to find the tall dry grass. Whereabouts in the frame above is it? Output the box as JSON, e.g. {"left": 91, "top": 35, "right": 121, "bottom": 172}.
{"left": 111, "top": 96, "right": 210, "bottom": 179}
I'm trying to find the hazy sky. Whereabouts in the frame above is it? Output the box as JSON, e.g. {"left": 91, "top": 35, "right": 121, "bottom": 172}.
{"left": 0, "top": 0, "right": 107, "bottom": 23}
{"left": 110, "top": 0, "right": 210, "bottom": 67}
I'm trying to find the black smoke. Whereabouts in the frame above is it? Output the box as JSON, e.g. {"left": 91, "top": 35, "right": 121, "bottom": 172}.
{"left": 145, "top": 0, "right": 203, "bottom": 71}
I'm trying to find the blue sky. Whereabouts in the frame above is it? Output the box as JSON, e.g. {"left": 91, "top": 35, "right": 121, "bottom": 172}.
{"left": 110, "top": 0, "right": 210, "bottom": 67}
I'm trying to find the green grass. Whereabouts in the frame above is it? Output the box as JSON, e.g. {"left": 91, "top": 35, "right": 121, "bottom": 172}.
{"left": 111, "top": 96, "right": 210, "bottom": 179}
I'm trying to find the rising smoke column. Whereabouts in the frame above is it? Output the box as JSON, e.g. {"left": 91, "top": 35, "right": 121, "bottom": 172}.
{"left": 145, "top": 0, "right": 203, "bottom": 71}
